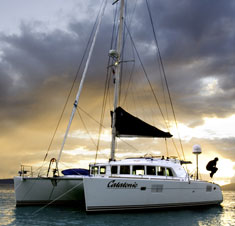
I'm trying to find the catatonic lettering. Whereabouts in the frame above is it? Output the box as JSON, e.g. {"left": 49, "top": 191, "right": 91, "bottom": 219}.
{"left": 107, "top": 180, "right": 138, "bottom": 189}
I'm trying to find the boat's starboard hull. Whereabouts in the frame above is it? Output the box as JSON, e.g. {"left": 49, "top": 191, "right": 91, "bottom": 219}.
{"left": 83, "top": 177, "right": 223, "bottom": 211}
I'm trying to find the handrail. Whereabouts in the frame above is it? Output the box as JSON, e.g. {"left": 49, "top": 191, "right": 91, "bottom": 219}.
{"left": 19, "top": 165, "right": 33, "bottom": 177}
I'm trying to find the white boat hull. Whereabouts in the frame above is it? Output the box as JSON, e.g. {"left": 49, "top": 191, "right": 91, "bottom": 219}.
{"left": 14, "top": 176, "right": 85, "bottom": 206}
{"left": 83, "top": 177, "right": 223, "bottom": 211}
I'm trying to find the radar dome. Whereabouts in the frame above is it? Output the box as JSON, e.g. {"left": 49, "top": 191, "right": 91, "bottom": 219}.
{"left": 193, "top": 144, "right": 202, "bottom": 154}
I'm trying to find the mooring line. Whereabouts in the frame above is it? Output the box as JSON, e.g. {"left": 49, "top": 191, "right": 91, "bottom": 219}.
{"left": 32, "top": 180, "right": 83, "bottom": 215}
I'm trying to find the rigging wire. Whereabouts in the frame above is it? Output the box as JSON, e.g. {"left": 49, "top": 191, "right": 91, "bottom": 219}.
{"left": 118, "top": 137, "right": 139, "bottom": 152}
{"left": 94, "top": 3, "right": 118, "bottom": 163}
{"left": 121, "top": 0, "right": 137, "bottom": 107}
{"left": 78, "top": 108, "right": 140, "bottom": 154}
{"left": 118, "top": 1, "right": 125, "bottom": 104}
{"left": 93, "top": 1, "right": 139, "bottom": 162}
{"left": 145, "top": 0, "right": 185, "bottom": 160}
{"left": 122, "top": 57, "right": 135, "bottom": 106}
{"left": 123, "top": 20, "right": 169, "bottom": 132}
{"left": 78, "top": 106, "right": 106, "bottom": 128}
{"left": 32, "top": 181, "right": 83, "bottom": 216}
{"left": 165, "top": 138, "right": 169, "bottom": 157}
{"left": 119, "top": 0, "right": 137, "bottom": 103}
{"left": 37, "top": 2, "right": 105, "bottom": 176}
{"left": 77, "top": 105, "right": 140, "bottom": 154}
{"left": 56, "top": 0, "right": 108, "bottom": 166}
{"left": 76, "top": 109, "right": 97, "bottom": 149}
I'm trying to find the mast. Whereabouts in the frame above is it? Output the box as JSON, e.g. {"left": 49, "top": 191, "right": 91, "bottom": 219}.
{"left": 56, "top": 0, "right": 107, "bottom": 169}
{"left": 110, "top": 0, "right": 125, "bottom": 161}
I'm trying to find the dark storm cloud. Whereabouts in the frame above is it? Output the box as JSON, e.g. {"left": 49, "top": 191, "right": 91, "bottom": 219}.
{"left": 0, "top": 17, "right": 106, "bottom": 132}
{"left": 129, "top": 0, "right": 235, "bottom": 123}
{"left": 0, "top": 0, "right": 234, "bottom": 178}
{"left": 1, "top": 22, "right": 82, "bottom": 87}
{"left": 140, "top": 0, "right": 235, "bottom": 61}
{"left": 0, "top": 63, "right": 13, "bottom": 96}
{"left": 0, "top": 0, "right": 234, "bottom": 129}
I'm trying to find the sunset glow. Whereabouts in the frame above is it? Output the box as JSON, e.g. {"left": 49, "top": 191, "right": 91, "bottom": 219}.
{"left": 0, "top": 0, "right": 234, "bottom": 187}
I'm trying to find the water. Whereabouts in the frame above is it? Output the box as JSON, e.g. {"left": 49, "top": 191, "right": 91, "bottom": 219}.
{"left": 0, "top": 187, "right": 234, "bottom": 226}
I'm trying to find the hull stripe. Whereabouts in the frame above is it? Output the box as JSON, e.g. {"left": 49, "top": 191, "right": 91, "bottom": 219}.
{"left": 86, "top": 201, "right": 222, "bottom": 211}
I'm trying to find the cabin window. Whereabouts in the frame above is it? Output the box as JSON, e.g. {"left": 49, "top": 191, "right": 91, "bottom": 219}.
{"left": 147, "top": 166, "right": 156, "bottom": 175}
{"left": 91, "top": 166, "right": 99, "bottom": 175}
{"left": 111, "top": 165, "right": 118, "bottom": 174}
{"left": 132, "top": 165, "right": 145, "bottom": 175}
{"left": 157, "top": 166, "right": 166, "bottom": 176}
{"left": 120, "top": 165, "right": 130, "bottom": 174}
{"left": 166, "top": 168, "right": 173, "bottom": 177}
{"left": 100, "top": 166, "right": 106, "bottom": 175}
{"left": 206, "top": 185, "right": 212, "bottom": 192}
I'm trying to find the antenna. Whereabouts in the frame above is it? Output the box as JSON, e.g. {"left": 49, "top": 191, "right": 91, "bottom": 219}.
{"left": 193, "top": 144, "right": 202, "bottom": 180}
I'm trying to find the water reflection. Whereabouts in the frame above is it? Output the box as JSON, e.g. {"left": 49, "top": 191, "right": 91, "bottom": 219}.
{"left": 1, "top": 189, "right": 234, "bottom": 226}
{"left": 197, "top": 206, "right": 223, "bottom": 226}
{"left": 12, "top": 203, "right": 225, "bottom": 226}
{"left": 0, "top": 189, "right": 15, "bottom": 226}
{"left": 220, "top": 191, "right": 235, "bottom": 226}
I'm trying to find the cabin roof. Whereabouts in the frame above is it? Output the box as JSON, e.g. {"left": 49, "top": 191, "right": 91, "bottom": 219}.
{"left": 90, "top": 157, "right": 181, "bottom": 168}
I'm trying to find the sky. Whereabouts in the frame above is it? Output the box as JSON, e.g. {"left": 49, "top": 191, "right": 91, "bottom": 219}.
{"left": 0, "top": 0, "right": 234, "bottom": 185}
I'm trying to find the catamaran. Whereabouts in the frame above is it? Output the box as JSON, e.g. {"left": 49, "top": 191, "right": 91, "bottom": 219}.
{"left": 14, "top": 0, "right": 223, "bottom": 210}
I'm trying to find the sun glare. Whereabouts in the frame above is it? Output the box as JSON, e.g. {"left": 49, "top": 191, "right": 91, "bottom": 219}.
{"left": 69, "top": 129, "right": 112, "bottom": 142}
{"left": 200, "top": 77, "right": 223, "bottom": 96}
{"left": 170, "top": 114, "right": 235, "bottom": 140}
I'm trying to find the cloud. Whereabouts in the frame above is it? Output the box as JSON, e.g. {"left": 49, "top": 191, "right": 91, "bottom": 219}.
{"left": 117, "top": 0, "right": 235, "bottom": 126}
{"left": 0, "top": 0, "right": 234, "bottom": 178}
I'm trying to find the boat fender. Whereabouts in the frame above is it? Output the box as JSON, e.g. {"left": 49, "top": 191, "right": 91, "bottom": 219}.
{"left": 51, "top": 179, "right": 57, "bottom": 187}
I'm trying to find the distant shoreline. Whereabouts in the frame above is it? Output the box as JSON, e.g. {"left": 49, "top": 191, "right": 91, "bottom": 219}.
{"left": 0, "top": 179, "right": 14, "bottom": 189}
{"left": 0, "top": 179, "right": 234, "bottom": 191}
{"left": 0, "top": 179, "right": 14, "bottom": 184}
{"left": 0, "top": 184, "right": 13, "bottom": 189}
{"left": 221, "top": 183, "right": 235, "bottom": 191}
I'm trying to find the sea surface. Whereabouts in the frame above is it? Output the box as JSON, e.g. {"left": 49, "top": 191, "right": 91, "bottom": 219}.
{"left": 0, "top": 187, "right": 234, "bottom": 226}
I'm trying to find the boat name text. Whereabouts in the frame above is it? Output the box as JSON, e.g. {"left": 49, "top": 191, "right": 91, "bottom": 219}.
{"left": 107, "top": 180, "right": 138, "bottom": 189}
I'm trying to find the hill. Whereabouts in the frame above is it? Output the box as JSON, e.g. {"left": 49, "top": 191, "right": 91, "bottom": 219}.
{"left": 0, "top": 179, "right": 14, "bottom": 184}
{"left": 0, "top": 179, "right": 14, "bottom": 189}
{"left": 221, "top": 183, "right": 235, "bottom": 191}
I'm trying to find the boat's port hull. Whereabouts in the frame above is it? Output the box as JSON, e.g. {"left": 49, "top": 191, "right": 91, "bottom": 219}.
{"left": 14, "top": 176, "right": 84, "bottom": 206}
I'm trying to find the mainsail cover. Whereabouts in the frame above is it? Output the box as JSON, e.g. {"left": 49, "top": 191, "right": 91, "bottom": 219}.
{"left": 111, "top": 107, "right": 172, "bottom": 138}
